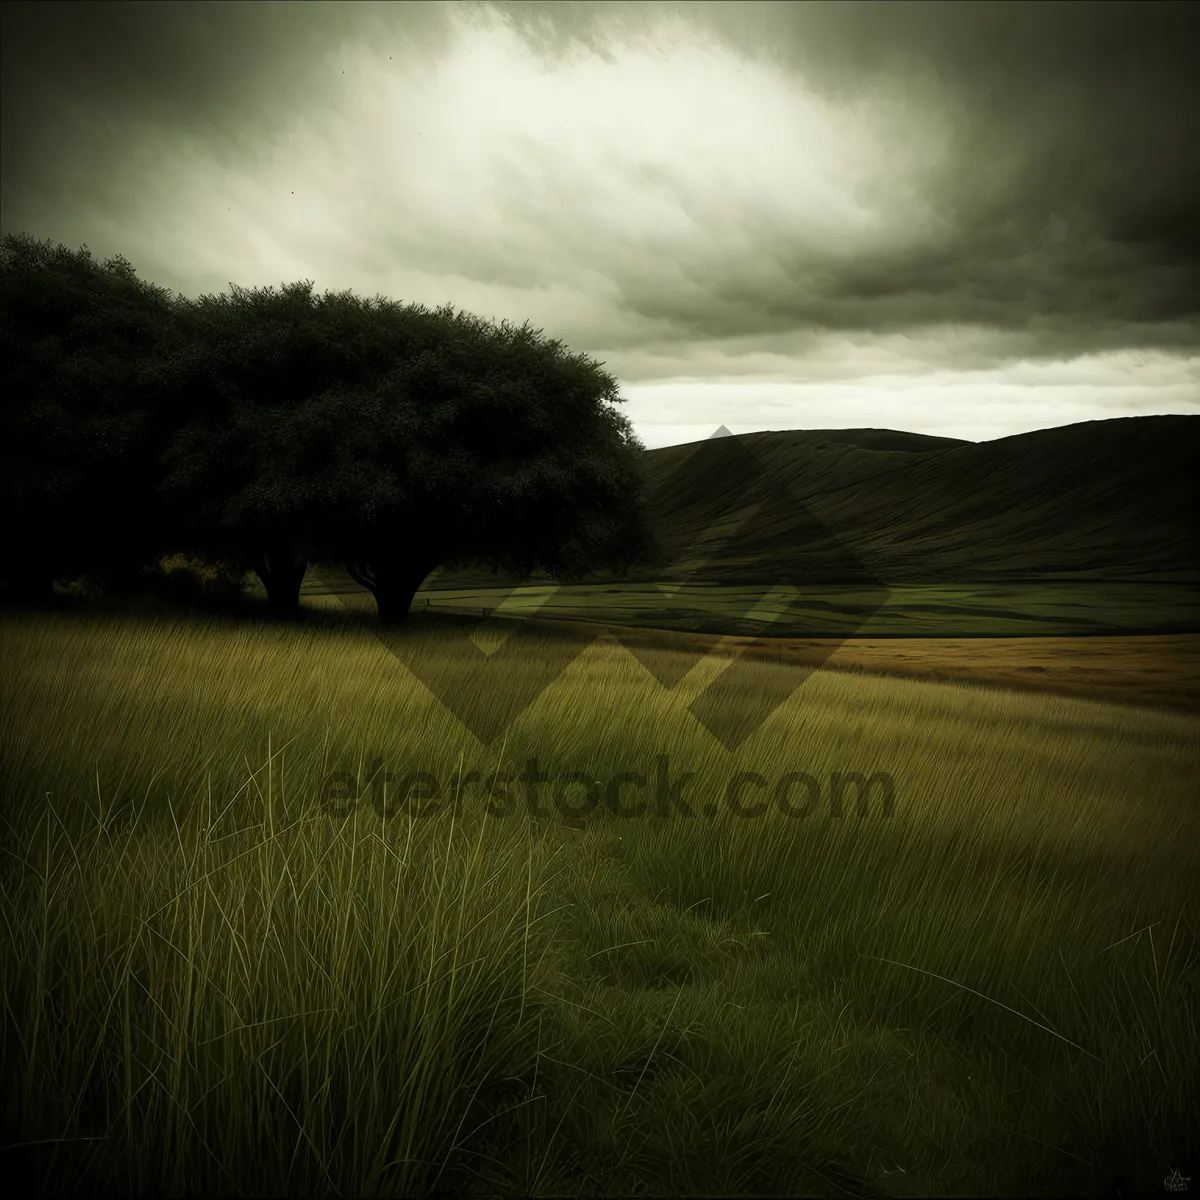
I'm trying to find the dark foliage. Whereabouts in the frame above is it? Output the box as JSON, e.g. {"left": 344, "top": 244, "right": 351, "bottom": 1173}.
{"left": 2, "top": 235, "right": 658, "bottom": 621}
{"left": 0, "top": 233, "right": 198, "bottom": 602}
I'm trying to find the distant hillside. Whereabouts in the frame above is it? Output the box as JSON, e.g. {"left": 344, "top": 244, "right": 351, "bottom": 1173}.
{"left": 416, "top": 416, "right": 1197, "bottom": 589}
{"left": 625, "top": 415, "right": 1200, "bottom": 584}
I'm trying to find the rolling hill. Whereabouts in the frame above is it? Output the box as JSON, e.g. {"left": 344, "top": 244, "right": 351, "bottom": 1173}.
{"left": 424, "top": 414, "right": 1198, "bottom": 589}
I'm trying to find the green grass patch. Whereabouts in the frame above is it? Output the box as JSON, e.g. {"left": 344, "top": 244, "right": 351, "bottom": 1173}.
{"left": 1, "top": 608, "right": 1197, "bottom": 1195}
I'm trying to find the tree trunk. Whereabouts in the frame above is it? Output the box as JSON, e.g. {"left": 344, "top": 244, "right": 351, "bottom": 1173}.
{"left": 345, "top": 553, "right": 440, "bottom": 625}
{"left": 254, "top": 548, "right": 308, "bottom": 611}
{"left": 374, "top": 579, "right": 422, "bottom": 624}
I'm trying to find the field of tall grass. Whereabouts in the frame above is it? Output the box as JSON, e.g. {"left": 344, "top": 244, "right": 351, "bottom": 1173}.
{"left": 2, "top": 605, "right": 1197, "bottom": 1196}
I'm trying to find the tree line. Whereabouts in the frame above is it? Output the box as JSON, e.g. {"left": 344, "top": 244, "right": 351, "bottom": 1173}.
{"left": 0, "top": 232, "right": 659, "bottom": 622}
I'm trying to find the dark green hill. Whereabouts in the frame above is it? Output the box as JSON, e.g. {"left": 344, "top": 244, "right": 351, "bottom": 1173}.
{"left": 630, "top": 414, "right": 1198, "bottom": 584}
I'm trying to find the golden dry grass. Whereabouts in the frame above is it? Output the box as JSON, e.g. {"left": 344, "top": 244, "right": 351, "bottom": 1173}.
{"left": 691, "top": 632, "right": 1200, "bottom": 712}
{"left": 406, "top": 603, "right": 1200, "bottom": 713}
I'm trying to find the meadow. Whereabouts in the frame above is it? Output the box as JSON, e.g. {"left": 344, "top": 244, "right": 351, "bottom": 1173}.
{"left": 2, "top": 604, "right": 1197, "bottom": 1196}
{"left": 308, "top": 574, "right": 1200, "bottom": 638}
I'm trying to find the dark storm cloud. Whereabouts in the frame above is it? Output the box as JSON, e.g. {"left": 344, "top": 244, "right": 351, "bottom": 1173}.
{"left": 590, "top": 1, "right": 1200, "bottom": 355}
{"left": 1, "top": 2, "right": 443, "bottom": 150}
{"left": 1, "top": 1, "right": 1196, "bottom": 445}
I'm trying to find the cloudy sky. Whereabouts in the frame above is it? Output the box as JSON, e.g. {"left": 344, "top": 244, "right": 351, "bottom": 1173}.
{"left": 2, "top": 1, "right": 1197, "bottom": 448}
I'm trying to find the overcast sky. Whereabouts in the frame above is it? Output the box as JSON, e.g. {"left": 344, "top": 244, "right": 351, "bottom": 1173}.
{"left": 2, "top": 1, "right": 1197, "bottom": 448}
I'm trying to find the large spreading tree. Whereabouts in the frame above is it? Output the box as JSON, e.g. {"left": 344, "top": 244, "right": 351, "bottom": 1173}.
{"left": 331, "top": 310, "right": 658, "bottom": 621}
{"left": 157, "top": 279, "right": 658, "bottom": 620}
